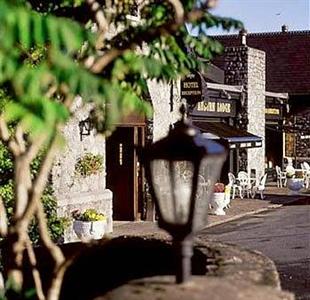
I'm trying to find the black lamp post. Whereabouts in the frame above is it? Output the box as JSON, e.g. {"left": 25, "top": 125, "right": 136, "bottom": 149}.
{"left": 141, "top": 109, "right": 227, "bottom": 284}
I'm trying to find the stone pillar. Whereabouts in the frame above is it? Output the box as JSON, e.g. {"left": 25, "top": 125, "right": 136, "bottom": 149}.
{"left": 52, "top": 97, "right": 113, "bottom": 243}
{"left": 224, "top": 45, "right": 266, "bottom": 178}
{"left": 247, "top": 48, "right": 266, "bottom": 178}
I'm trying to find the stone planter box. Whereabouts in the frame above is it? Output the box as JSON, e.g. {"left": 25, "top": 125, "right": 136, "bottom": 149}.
{"left": 73, "top": 220, "right": 107, "bottom": 241}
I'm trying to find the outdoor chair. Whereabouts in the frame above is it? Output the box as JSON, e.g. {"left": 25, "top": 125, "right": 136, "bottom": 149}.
{"left": 237, "top": 171, "right": 251, "bottom": 198}
{"left": 275, "top": 165, "right": 286, "bottom": 188}
{"left": 251, "top": 173, "right": 267, "bottom": 200}
{"left": 301, "top": 162, "right": 310, "bottom": 188}
{"left": 228, "top": 172, "right": 242, "bottom": 200}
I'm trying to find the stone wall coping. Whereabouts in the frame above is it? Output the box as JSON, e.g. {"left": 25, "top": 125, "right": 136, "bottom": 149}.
{"left": 57, "top": 189, "right": 112, "bottom": 206}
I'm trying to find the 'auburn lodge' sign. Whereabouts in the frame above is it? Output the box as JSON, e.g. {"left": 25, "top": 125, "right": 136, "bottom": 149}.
{"left": 191, "top": 99, "right": 236, "bottom": 117}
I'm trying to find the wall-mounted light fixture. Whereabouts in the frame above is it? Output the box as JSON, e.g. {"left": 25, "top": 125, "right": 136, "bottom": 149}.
{"left": 79, "top": 117, "right": 93, "bottom": 141}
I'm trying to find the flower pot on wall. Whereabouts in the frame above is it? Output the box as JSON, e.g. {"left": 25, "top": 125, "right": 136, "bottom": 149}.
{"left": 210, "top": 192, "right": 226, "bottom": 215}
{"left": 73, "top": 219, "right": 107, "bottom": 240}
{"left": 287, "top": 178, "right": 304, "bottom": 195}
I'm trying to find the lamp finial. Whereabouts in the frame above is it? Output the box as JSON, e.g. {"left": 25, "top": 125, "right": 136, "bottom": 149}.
{"left": 180, "top": 103, "right": 187, "bottom": 122}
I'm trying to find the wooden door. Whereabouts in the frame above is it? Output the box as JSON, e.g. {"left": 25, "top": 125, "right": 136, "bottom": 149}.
{"left": 106, "top": 127, "right": 136, "bottom": 220}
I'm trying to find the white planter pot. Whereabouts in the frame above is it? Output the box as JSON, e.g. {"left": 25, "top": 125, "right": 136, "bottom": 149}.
{"left": 287, "top": 178, "right": 304, "bottom": 195}
{"left": 73, "top": 220, "right": 107, "bottom": 241}
{"left": 210, "top": 192, "right": 226, "bottom": 215}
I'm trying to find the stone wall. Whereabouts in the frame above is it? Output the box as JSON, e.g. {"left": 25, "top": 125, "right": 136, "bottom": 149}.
{"left": 52, "top": 97, "right": 113, "bottom": 243}
{"left": 224, "top": 45, "right": 266, "bottom": 178}
{"left": 147, "top": 79, "right": 182, "bottom": 142}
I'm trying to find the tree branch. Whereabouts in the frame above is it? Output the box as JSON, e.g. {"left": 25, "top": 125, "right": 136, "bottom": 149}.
{"left": 47, "top": 259, "right": 74, "bottom": 300}
{"left": 89, "top": 1, "right": 210, "bottom": 74}
{"left": 86, "top": 0, "right": 109, "bottom": 34}
{"left": 21, "top": 134, "right": 59, "bottom": 224}
{"left": 167, "top": 0, "right": 184, "bottom": 26}
{"left": 36, "top": 200, "right": 65, "bottom": 300}
{"left": 0, "top": 116, "right": 10, "bottom": 142}
{"left": 15, "top": 125, "right": 26, "bottom": 154}
{"left": 0, "top": 196, "right": 8, "bottom": 237}
{"left": 25, "top": 238, "right": 46, "bottom": 300}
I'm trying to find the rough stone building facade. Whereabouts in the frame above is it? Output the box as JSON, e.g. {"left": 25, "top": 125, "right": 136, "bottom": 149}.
{"left": 224, "top": 45, "right": 266, "bottom": 177}
{"left": 52, "top": 98, "right": 113, "bottom": 242}
{"left": 214, "top": 29, "right": 310, "bottom": 167}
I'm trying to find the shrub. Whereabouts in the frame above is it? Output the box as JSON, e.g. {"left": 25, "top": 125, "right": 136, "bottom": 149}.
{"left": 75, "top": 153, "right": 104, "bottom": 177}
{"left": 0, "top": 106, "right": 69, "bottom": 245}
{"left": 72, "top": 209, "right": 106, "bottom": 222}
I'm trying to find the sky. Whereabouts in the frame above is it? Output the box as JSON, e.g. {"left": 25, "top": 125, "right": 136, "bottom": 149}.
{"left": 205, "top": 0, "right": 310, "bottom": 35}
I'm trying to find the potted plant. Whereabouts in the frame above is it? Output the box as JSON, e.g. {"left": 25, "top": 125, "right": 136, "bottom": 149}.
{"left": 210, "top": 183, "right": 227, "bottom": 215}
{"left": 72, "top": 209, "right": 107, "bottom": 240}
{"left": 286, "top": 166, "right": 304, "bottom": 195}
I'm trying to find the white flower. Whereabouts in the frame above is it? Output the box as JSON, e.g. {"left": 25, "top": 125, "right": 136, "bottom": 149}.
{"left": 286, "top": 165, "right": 295, "bottom": 178}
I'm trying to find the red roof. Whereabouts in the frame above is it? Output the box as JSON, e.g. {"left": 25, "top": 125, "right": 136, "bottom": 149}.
{"left": 213, "top": 31, "right": 310, "bottom": 95}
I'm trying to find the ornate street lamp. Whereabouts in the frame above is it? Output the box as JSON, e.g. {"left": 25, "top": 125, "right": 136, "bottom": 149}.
{"left": 141, "top": 109, "right": 227, "bottom": 284}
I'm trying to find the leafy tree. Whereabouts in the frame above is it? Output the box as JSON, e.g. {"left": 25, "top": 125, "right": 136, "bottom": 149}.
{"left": 0, "top": 1, "right": 242, "bottom": 299}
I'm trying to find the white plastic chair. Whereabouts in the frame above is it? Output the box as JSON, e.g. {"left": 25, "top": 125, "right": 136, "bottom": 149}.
{"left": 228, "top": 172, "right": 242, "bottom": 200}
{"left": 275, "top": 165, "right": 286, "bottom": 188}
{"left": 301, "top": 162, "right": 310, "bottom": 188}
{"left": 251, "top": 174, "right": 267, "bottom": 200}
{"left": 237, "top": 171, "right": 251, "bottom": 198}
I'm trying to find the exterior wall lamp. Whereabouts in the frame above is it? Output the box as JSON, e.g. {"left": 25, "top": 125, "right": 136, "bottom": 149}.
{"left": 79, "top": 117, "right": 93, "bottom": 141}
{"left": 140, "top": 106, "right": 227, "bottom": 283}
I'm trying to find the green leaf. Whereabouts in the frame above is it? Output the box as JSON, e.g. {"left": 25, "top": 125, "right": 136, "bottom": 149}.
{"left": 17, "top": 9, "right": 31, "bottom": 48}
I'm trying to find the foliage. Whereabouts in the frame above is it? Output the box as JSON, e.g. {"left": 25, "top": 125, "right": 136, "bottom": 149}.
{"left": 0, "top": 278, "right": 36, "bottom": 300}
{"left": 74, "top": 152, "right": 104, "bottom": 177}
{"left": 28, "top": 191, "right": 71, "bottom": 244}
{"left": 72, "top": 208, "right": 106, "bottom": 222}
{"left": 0, "top": 158, "right": 69, "bottom": 245}
{"left": 0, "top": 90, "right": 69, "bottom": 244}
{"left": 214, "top": 182, "right": 225, "bottom": 193}
{"left": 0, "top": 0, "right": 243, "bottom": 136}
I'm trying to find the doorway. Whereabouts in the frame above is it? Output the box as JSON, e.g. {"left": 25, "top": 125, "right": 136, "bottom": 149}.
{"left": 106, "top": 127, "right": 143, "bottom": 220}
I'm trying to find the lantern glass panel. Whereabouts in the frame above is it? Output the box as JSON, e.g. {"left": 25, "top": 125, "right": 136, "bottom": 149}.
{"left": 193, "top": 155, "right": 226, "bottom": 231}
{"left": 150, "top": 160, "right": 194, "bottom": 224}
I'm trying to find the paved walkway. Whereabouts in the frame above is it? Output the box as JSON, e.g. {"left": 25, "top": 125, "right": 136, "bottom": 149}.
{"left": 112, "top": 199, "right": 279, "bottom": 237}
{"left": 112, "top": 185, "right": 310, "bottom": 237}
{"left": 112, "top": 192, "right": 294, "bottom": 237}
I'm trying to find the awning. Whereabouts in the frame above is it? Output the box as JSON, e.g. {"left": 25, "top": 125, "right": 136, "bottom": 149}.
{"left": 193, "top": 121, "right": 262, "bottom": 150}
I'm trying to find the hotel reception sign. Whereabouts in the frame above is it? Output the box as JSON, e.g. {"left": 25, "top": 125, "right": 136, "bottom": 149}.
{"left": 180, "top": 73, "right": 202, "bottom": 103}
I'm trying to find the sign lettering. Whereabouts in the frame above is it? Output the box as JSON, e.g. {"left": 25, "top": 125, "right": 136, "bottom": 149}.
{"left": 196, "top": 101, "right": 231, "bottom": 114}
{"left": 265, "top": 108, "right": 280, "bottom": 115}
{"left": 183, "top": 82, "right": 199, "bottom": 89}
